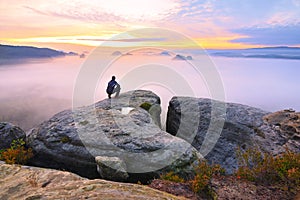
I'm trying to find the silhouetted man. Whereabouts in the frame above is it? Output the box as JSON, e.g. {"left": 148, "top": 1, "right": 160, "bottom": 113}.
{"left": 106, "top": 76, "right": 120, "bottom": 99}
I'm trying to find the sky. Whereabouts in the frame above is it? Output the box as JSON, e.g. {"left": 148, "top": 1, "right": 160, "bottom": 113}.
{"left": 1, "top": 0, "right": 300, "bottom": 52}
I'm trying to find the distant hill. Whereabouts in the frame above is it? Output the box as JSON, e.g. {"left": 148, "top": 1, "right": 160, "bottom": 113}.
{"left": 248, "top": 46, "right": 300, "bottom": 50}
{"left": 0, "top": 44, "right": 77, "bottom": 60}
{"left": 209, "top": 46, "right": 300, "bottom": 60}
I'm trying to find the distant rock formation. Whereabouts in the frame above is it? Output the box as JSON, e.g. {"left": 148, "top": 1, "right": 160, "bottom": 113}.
{"left": 173, "top": 54, "right": 186, "bottom": 60}
{"left": 160, "top": 51, "right": 171, "bottom": 56}
{"left": 172, "top": 54, "right": 193, "bottom": 60}
{"left": 186, "top": 56, "right": 193, "bottom": 60}
{"left": 0, "top": 122, "right": 25, "bottom": 149}
{"left": 167, "top": 97, "right": 300, "bottom": 174}
{"left": 26, "top": 90, "right": 200, "bottom": 182}
{"left": 66, "top": 52, "right": 78, "bottom": 56}
{"left": 111, "top": 51, "right": 122, "bottom": 56}
{"left": 0, "top": 163, "right": 183, "bottom": 200}
{"left": 209, "top": 46, "right": 300, "bottom": 60}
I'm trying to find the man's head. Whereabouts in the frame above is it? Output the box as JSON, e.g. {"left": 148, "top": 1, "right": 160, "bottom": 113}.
{"left": 112, "top": 76, "right": 116, "bottom": 80}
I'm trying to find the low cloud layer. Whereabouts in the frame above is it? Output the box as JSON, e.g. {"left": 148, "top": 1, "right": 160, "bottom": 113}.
{"left": 0, "top": 57, "right": 82, "bottom": 131}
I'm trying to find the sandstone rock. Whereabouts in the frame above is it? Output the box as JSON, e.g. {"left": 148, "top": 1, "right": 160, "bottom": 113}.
{"left": 95, "top": 90, "right": 162, "bottom": 125}
{"left": 95, "top": 156, "right": 129, "bottom": 182}
{"left": 263, "top": 109, "right": 300, "bottom": 135}
{"left": 148, "top": 104, "right": 162, "bottom": 128}
{"left": 263, "top": 110, "right": 300, "bottom": 151}
{"left": 0, "top": 122, "right": 26, "bottom": 149}
{"left": 26, "top": 90, "right": 200, "bottom": 182}
{"left": 167, "top": 97, "right": 299, "bottom": 174}
{"left": 0, "top": 162, "right": 186, "bottom": 200}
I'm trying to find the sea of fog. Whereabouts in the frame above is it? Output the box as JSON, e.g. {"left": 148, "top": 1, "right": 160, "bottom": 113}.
{"left": 0, "top": 52, "right": 299, "bottom": 131}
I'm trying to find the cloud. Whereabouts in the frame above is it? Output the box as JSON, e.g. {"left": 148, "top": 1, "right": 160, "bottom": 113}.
{"left": 292, "top": 0, "right": 300, "bottom": 6}
{"left": 266, "top": 13, "right": 297, "bottom": 26}
{"left": 23, "top": 5, "right": 124, "bottom": 25}
{"left": 230, "top": 23, "right": 300, "bottom": 45}
{"left": 5, "top": 0, "right": 300, "bottom": 48}
{"left": 178, "top": 1, "right": 215, "bottom": 18}
{"left": 23, "top": 0, "right": 182, "bottom": 24}
{"left": 173, "top": 1, "right": 300, "bottom": 31}
{"left": 76, "top": 38, "right": 166, "bottom": 42}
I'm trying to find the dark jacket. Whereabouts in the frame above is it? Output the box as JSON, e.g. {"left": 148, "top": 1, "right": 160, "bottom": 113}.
{"left": 106, "top": 80, "right": 117, "bottom": 94}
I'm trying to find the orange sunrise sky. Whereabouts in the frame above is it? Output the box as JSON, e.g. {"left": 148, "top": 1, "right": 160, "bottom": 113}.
{"left": 1, "top": 0, "right": 300, "bottom": 52}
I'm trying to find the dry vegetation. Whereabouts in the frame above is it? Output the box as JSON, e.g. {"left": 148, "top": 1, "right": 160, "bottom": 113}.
{"left": 153, "top": 147, "right": 300, "bottom": 200}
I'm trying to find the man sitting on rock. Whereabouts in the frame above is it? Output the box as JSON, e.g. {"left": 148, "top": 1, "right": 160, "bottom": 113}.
{"left": 106, "top": 76, "right": 121, "bottom": 99}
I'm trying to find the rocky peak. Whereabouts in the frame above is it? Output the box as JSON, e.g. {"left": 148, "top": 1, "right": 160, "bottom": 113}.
{"left": 26, "top": 90, "right": 200, "bottom": 182}
{"left": 166, "top": 97, "right": 299, "bottom": 174}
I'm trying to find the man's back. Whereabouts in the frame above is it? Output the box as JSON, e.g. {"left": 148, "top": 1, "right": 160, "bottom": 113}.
{"left": 106, "top": 80, "right": 117, "bottom": 94}
{"left": 106, "top": 76, "right": 120, "bottom": 98}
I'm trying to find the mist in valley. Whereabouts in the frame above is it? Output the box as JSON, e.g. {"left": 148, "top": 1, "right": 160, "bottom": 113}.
{"left": 1, "top": 51, "right": 300, "bottom": 131}
{"left": 0, "top": 57, "right": 82, "bottom": 131}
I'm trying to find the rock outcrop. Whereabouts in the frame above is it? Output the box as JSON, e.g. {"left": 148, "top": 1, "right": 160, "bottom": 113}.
{"left": 0, "top": 162, "right": 186, "bottom": 200}
{"left": 112, "top": 51, "right": 122, "bottom": 56}
{"left": 0, "top": 122, "right": 26, "bottom": 149}
{"left": 263, "top": 109, "right": 300, "bottom": 149}
{"left": 26, "top": 90, "right": 200, "bottom": 182}
{"left": 167, "top": 97, "right": 299, "bottom": 174}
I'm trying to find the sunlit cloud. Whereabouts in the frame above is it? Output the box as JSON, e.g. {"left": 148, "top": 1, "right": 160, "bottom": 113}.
{"left": 1, "top": 0, "right": 300, "bottom": 49}
{"left": 76, "top": 38, "right": 166, "bottom": 42}
{"left": 266, "top": 12, "right": 300, "bottom": 26}
{"left": 292, "top": 0, "right": 300, "bottom": 6}
{"left": 24, "top": 5, "right": 123, "bottom": 25}
{"left": 9, "top": 35, "right": 168, "bottom": 47}
{"left": 9, "top": 36, "right": 110, "bottom": 47}
{"left": 23, "top": 0, "right": 182, "bottom": 23}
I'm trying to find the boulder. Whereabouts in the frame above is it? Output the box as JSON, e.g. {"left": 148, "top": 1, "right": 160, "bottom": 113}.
{"left": 95, "top": 156, "right": 129, "bottom": 182}
{"left": 166, "top": 97, "right": 299, "bottom": 174}
{"left": 26, "top": 90, "right": 200, "bottom": 182}
{"left": 0, "top": 162, "right": 186, "bottom": 200}
{"left": 0, "top": 122, "right": 26, "bottom": 149}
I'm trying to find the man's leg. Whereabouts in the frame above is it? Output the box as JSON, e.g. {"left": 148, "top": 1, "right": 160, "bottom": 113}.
{"left": 113, "top": 85, "right": 120, "bottom": 98}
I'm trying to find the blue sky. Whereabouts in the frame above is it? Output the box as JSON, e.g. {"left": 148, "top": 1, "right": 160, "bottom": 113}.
{"left": 1, "top": 0, "right": 299, "bottom": 50}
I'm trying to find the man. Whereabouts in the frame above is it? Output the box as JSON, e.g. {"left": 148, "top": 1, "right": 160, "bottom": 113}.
{"left": 106, "top": 76, "right": 120, "bottom": 99}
